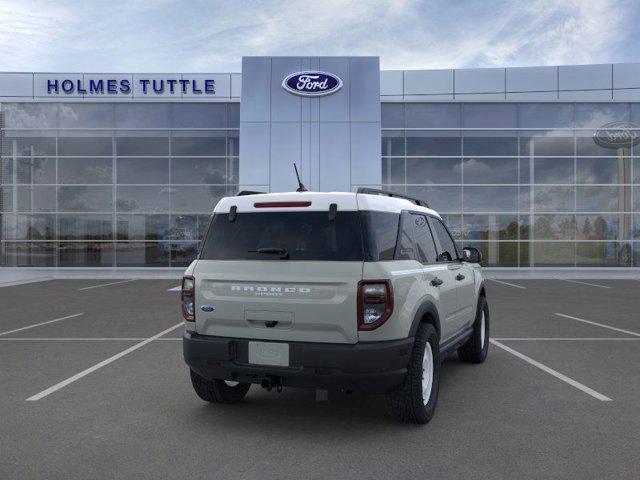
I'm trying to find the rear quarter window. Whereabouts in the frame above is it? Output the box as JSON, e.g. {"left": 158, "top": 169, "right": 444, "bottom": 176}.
{"left": 360, "top": 211, "right": 400, "bottom": 261}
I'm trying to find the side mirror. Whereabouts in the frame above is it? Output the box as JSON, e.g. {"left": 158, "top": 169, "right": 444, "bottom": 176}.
{"left": 462, "top": 247, "right": 482, "bottom": 264}
{"left": 436, "top": 251, "right": 452, "bottom": 262}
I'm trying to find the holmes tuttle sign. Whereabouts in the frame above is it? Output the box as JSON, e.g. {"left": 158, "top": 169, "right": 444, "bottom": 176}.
{"left": 282, "top": 71, "right": 342, "bottom": 97}
{"left": 46, "top": 77, "right": 216, "bottom": 95}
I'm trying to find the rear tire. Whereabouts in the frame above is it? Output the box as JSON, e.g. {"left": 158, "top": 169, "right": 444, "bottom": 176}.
{"left": 458, "top": 296, "right": 489, "bottom": 364}
{"left": 190, "top": 370, "right": 251, "bottom": 404}
{"left": 386, "top": 323, "right": 440, "bottom": 424}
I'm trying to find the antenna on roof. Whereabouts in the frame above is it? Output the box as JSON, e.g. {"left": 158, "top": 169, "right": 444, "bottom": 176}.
{"left": 293, "top": 163, "right": 308, "bottom": 192}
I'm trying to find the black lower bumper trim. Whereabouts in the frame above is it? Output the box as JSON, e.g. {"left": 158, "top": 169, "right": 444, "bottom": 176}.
{"left": 183, "top": 332, "right": 414, "bottom": 394}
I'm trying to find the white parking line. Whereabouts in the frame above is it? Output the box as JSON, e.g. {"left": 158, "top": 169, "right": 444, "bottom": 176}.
{"left": 26, "top": 322, "right": 183, "bottom": 401}
{"left": 490, "top": 339, "right": 612, "bottom": 402}
{"left": 167, "top": 285, "right": 182, "bottom": 292}
{"left": 0, "top": 277, "right": 53, "bottom": 288}
{"left": 493, "top": 337, "right": 640, "bottom": 341}
{"left": 555, "top": 313, "right": 640, "bottom": 337}
{"left": 0, "top": 337, "right": 182, "bottom": 341}
{"left": 559, "top": 279, "right": 611, "bottom": 289}
{"left": 0, "top": 313, "right": 84, "bottom": 337}
{"left": 0, "top": 337, "right": 147, "bottom": 341}
{"left": 487, "top": 279, "right": 527, "bottom": 290}
{"left": 78, "top": 279, "right": 137, "bottom": 291}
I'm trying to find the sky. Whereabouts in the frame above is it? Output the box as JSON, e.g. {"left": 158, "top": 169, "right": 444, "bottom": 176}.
{"left": 0, "top": 0, "right": 638, "bottom": 73}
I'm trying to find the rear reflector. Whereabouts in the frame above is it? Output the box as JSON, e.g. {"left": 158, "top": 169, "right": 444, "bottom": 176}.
{"left": 254, "top": 201, "right": 312, "bottom": 208}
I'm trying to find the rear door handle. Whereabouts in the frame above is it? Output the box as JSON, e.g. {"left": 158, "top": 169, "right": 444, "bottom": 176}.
{"left": 431, "top": 277, "right": 443, "bottom": 287}
{"left": 456, "top": 274, "right": 465, "bottom": 281}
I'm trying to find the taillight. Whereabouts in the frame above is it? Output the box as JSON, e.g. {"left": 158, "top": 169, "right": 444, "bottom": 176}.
{"left": 357, "top": 280, "right": 393, "bottom": 331}
{"left": 181, "top": 275, "right": 195, "bottom": 322}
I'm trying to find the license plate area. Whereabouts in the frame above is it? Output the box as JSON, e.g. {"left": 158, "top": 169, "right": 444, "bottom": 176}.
{"left": 248, "top": 341, "right": 290, "bottom": 366}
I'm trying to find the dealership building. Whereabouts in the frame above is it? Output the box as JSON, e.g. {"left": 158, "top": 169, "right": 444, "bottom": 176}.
{"left": 1, "top": 57, "right": 639, "bottom": 270}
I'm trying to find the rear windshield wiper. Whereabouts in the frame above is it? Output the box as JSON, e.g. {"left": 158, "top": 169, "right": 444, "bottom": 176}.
{"left": 248, "top": 247, "right": 290, "bottom": 259}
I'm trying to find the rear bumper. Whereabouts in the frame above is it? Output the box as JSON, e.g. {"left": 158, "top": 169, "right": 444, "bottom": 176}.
{"left": 183, "top": 331, "right": 414, "bottom": 394}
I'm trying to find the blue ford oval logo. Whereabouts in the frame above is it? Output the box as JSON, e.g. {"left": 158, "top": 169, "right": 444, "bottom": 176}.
{"left": 282, "top": 71, "right": 343, "bottom": 97}
{"left": 200, "top": 305, "right": 215, "bottom": 312}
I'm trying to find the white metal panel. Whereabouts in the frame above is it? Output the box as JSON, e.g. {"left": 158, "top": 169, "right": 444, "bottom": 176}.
{"left": 613, "top": 63, "right": 640, "bottom": 89}
{"left": 559, "top": 64, "right": 611, "bottom": 91}
{"left": 558, "top": 89, "right": 612, "bottom": 100}
{"left": 231, "top": 73, "right": 242, "bottom": 98}
{"left": 506, "top": 91, "right": 558, "bottom": 100}
{"left": 403, "top": 94, "right": 454, "bottom": 101}
{"left": 0, "top": 73, "right": 33, "bottom": 97}
{"left": 319, "top": 122, "right": 350, "bottom": 192}
{"left": 309, "top": 122, "right": 320, "bottom": 191}
{"left": 349, "top": 57, "right": 380, "bottom": 122}
{"left": 506, "top": 66, "right": 557, "bottom": 92}
{"left": 612, "top": 89, "right": 640, "bottom": 101}
{"left": 404, "top": 69, "right": 453, "bottom": 95}
{"left": 270, "top": 122, "right": 302, "bottom": 192}
{"left": 240, "top": 56, "right": 380, "bottom": 194}
{"left": 319, "top": 57, "right": 350, "bottom": 122}
{"left": 350, "top": 122, "right": 381, "bottom": 186}
{"left": 240, "top": 57, "right": 271, "bottom": 122}
{"left": 238, "top": 122, "right": 271, "bottom": 186}
{"left": 270, "top": 57, "right": 302, "bottom": 122}
{"left": 455, "top": 68, "right": 504, "bottom": 94}
{"left": 380, "top": 71, "right": 403, "bottom": 96}
{"left": 455, "top": 93, "right": 505, "bottom": 100}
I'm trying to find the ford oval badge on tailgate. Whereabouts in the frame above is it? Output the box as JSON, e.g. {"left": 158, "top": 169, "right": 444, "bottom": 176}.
{"left": 200, "top": 305, "right": 215, "bottom": 312}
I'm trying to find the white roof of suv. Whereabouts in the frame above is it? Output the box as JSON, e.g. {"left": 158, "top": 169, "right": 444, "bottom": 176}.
{"left": 213, "top": 191, "right": 441, "bottom": 218}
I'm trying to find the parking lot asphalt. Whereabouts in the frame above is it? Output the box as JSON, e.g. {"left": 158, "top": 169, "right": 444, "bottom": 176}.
{"left": 1, "top": 278, "right": 639, "bottom": 479}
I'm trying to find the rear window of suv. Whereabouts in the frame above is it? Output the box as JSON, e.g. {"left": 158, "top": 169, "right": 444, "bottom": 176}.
{"left": 200, "top": 211, "right": 365, "bottom": 261}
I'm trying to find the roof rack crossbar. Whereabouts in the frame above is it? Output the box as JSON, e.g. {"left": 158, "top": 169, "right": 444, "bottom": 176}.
{"left": 356, "top": 187, "right": 429, "bottom": 208}
{"left": 237, "top": 190, "right": 265, "bottom": 196}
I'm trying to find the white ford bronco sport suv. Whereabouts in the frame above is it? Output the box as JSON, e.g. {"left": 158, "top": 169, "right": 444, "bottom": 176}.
{"left": 182, "top": 188, "right": 489, "bottom": 424}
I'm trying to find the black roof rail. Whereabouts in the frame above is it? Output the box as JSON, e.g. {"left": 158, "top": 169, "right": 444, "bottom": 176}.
{"left": 356, "top": 187, "right": 429, "bottom": 208}
{"left": 237, "top": 190, "right": 265, "bottom": 196}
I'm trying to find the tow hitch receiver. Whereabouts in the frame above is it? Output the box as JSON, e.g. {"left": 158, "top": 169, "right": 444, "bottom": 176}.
{"left": 260, "top": 376, "right": 283, "bottom": 392}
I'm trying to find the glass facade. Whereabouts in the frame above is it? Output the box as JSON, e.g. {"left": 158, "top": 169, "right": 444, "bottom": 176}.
{"left": 1, "top": 100, "right": 639, "bottom": 268}
{"left": 0, "top": 102, "right": 239, "bottom": 267}
{"left": 382, "top": 103, "right": 640, "bottom": 267}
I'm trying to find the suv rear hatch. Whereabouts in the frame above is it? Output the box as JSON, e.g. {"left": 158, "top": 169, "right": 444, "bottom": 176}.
{"left": 193, "top": 194, "right": 363, "bottom": 344}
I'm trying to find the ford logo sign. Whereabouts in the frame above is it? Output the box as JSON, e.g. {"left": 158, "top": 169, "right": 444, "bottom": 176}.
{"left": 200, "top": 305, "right": 215, "bottom": 312}
{"left": 282, "top": 71, "right": 343, "bottom": 97}
{"left": 593, "top": 121, "right": 640, "bottom": 149}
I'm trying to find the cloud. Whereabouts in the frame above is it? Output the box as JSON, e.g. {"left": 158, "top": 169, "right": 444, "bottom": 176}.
{"left": 0, "top": 0, "right": 637, "bottom": 72}
{"left": 0, "top": 1, "right": 75, "bottom": 68}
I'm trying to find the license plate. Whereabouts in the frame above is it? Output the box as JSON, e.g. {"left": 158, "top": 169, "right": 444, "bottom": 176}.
{"left": 248, "top": 341, "right": 289, "bottom": 366}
